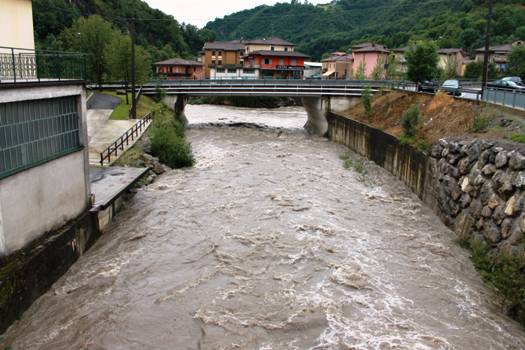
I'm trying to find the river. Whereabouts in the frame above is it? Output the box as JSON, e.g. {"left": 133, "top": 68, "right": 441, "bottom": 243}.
{"left": 1, "top": 105, "right": 525, "bottom": 349}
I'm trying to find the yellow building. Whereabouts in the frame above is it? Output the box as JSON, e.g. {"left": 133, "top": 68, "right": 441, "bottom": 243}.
{"left": 243, "top": 37, "right": 294, "bottom": 54}
{"left": 0, "top": 0, "right": 35, "bottom": 50}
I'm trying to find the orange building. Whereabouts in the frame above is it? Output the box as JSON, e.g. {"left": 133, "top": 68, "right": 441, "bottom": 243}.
{"left": 243, "top": 50, "right": 309, "bottom": 79}
{"left": 154, "top": 58, "right": 204, "bottom": 80}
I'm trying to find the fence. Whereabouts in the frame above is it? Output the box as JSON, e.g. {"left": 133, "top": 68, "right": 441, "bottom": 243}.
{"left": 0, "top": 46, "right": 86, "bottom": 84}
{"left": 483, "top": 88, "right": 525, "bottom": 111}
{"left": 99, "top": 111, "right": 154, "bottom": 166}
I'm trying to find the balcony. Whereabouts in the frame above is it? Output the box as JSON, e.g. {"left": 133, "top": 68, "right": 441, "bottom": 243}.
{"left": 0, "top": 46, "right": 86, "bottom": 86}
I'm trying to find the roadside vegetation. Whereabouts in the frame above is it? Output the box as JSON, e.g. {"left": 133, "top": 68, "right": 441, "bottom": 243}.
{"left": 103, "top": 91, "right": 157, "bottom": 120}
{"left": 458, "top": 237, "right": 525, "bottom": 326}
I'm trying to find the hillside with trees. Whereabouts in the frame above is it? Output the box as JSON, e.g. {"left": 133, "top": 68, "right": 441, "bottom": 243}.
{"left": 206, "top": 0, "right": 525, "bottom": 60}
{"left": 32, "top": 0, "right": 215, "bottom": 83}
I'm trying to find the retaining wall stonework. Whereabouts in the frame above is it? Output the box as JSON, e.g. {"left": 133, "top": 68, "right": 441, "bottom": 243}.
{"left": 431, "top": 139, "right": 525, "bottom": 255}
{"left": 327, "top": 112, "right": 525, "bottom": 256}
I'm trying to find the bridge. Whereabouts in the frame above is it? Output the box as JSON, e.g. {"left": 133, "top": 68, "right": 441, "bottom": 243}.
{"left": 128, "top": 80, "right": 408, "bottom": 135}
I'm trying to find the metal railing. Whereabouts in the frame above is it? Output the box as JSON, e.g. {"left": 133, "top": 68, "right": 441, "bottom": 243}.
{"left": 99, "top": 111, "right": 154, "bottom": 166}
{"left": 0, "top": 46, "right": 86, "bottom": 84}
{"left": 483, "top": 87, "right": 525, "bottom": 110}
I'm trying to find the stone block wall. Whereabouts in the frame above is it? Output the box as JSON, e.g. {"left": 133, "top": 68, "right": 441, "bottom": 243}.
{"left": 430, "top": 139, "right": 525, "bottom": 255}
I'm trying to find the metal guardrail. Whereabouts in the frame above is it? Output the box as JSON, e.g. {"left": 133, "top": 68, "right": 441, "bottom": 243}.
{"left": 483, "top": 87, "right": 525, "bottom": 110}
{"left": 0, "top": 46, "right": 86, "bottom": 84}
{"left": 99, "top": 111, "right": 154, "bottom": 166}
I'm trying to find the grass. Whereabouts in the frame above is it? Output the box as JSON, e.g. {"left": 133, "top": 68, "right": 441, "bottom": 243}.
{"left": 340, "top": 153, "right": 365, "bottom": 174}
{"left": 113, "top": 147, "right": 145, "bottom": 167}
{"left": 510, "top": 133, "right": 525, "bottom": 144}
{"left": 470, "top": 115, "right": 491, "bottom": 133}
{"left": 102, "top": 91, "right": 157, "bottom": 120}
{"left": 458, "top": 236, "right": 525, "bottom": 326}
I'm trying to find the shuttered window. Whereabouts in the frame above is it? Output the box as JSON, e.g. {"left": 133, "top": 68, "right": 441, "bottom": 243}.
{"left": 0, "top": 96, "right": 82, "bottom": 179}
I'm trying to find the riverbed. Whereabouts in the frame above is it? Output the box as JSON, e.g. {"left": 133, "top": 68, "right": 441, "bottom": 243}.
{"left": 1, "top": 105, "right": 525, "bottom": 349}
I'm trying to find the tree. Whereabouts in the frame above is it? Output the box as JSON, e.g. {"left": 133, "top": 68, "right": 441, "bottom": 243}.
{"left": 464, "top": 60, "right": 498, "bottom": 80}
{"left": 507, "top": 46, "right": 525, "bottom": 79}
{"left": 60, "top": 16, "right": 116, "bottom": 84}
{"left": 405, "top": 40, "right": 439, "bottom": 83}
{"left": 443, "top": 56, "right": 458, "bottom": 79}
{"left": 354, "top": 62, "right": 367, "bottom": 80}
{"left": 105, "top": 32, "right": 151, "bottom": 86}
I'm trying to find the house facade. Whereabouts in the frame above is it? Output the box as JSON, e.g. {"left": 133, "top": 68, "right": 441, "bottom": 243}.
{"left": 475, "top": 41, "right": 525, "bottom": 73}
{"left": 154, "top": 58, "right": 204, "bottom": 80}
{"left": 243, "top": 37, "right": 295, "bottom": 54}
{"left": 351, "top": 43, "right": 391, "bottom": 79}
{"left": 201, "top": 41, "right": 245, "bottom": 79}
{"left": 243, "top": 50, "right": 308, "bottom": 79}
{"left": 438, "top": 48, "right": 465, "bottom": 77}
{"left": 321, "top": 53, "right": 353, "bottom": 79}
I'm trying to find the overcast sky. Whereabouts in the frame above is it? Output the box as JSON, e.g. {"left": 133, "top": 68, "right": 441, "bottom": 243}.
{"left": 143, "top": 0, "right": 328, "bottom": 28}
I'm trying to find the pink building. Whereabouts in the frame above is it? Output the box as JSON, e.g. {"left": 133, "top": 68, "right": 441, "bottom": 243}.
{"left": 351, "top": 43, "right": 391, "bottom": 79}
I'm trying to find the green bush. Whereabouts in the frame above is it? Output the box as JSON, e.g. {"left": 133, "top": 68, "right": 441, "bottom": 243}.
{"left": 401, "top": 105, "right": 420, "bottom": 137}
{"left": 362, "top": 87, "right": 372, "bottom": 115}
{"left": 149, "top": 106, "right": 194, "bottom": 168}
{"left": 470, "top": 116, "right": 491, "bottom": 133}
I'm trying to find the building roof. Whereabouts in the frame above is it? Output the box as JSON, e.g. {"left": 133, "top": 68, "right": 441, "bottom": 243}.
{"left": 203, "top": 40, "right": 245, "bottom": 51}
{"left": 153, "top": 58, "right": 202, "bottom": 66}
{"left": 321, "top": 55, "right": 353, "bottom": 62}
{"left": 245, "top": 50, "right": 309, "bottom": 58}
{"left": 438, "top": 48, "right": 464, "bottom": 55}
{"left": 353, "top": 43, "right": 390, "bottom": 54}
{"left": 243, "top": 37, "right": 294, "bottom": 46}
{"left": 352, "top": 42, "right": 375, "bottom": 49}
{"left": 475, "top": 41, "right": 525, "bottom": 53}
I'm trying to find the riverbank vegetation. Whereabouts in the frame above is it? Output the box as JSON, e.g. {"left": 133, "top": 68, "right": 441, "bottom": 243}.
{"left": 102, "top": 92, "right": 157, "bottom": 120}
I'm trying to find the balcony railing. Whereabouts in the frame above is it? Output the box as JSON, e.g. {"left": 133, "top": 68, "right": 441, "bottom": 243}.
{"left": 0, "top": 46, "right": 86, "bottom": 85}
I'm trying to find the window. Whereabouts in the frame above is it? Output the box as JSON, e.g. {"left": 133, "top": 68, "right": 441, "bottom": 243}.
{"left": 218, "top": 51, "right": 222, "bottom": 56}
{"left": 0, "top": 96, "right": 82, "bottom": 179}
{"left": 243, "top": 68, "right": 255, "bottom": 74}
{"left": 211, "top": 60, "right": 215, "bottom": 65}
{"left": 212, "top": 51, "right": 216, "bottom": 56}
{"left": 264, "top": 58, "right": 272, "bottom": 65}
{"left": 217, "top": 68, "right": 225, "bottom": 73}
{"left": 271, "top": 46, "right": 275, "bottom": 51}
{"left": 218, "top": 60, "right": 223, "bottom": 65}
{"left": 285, "top": 47, "right": 289, "bottom": 52}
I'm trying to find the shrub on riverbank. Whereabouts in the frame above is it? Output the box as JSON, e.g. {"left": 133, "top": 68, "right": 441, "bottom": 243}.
{"left": 149, "top": 105, "right": 194, "bottom": 168}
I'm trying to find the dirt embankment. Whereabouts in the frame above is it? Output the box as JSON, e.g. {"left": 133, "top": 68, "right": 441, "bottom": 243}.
{"left": 341, "top": 91, "right": 525, "bottom": 146}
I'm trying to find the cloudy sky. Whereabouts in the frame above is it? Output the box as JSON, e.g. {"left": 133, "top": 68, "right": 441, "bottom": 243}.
{"left": 144, "top": 0, "right": 328, "bottom": 28}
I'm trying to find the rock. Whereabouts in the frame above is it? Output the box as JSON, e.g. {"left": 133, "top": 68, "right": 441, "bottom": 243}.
{"left": 487, "top": 194, "right": 503, "bottom": 210}
{"left": 519, "top": 215, "right": 525, "bottom": 233}
{"left": 461, "top": 177, "right": 472, "bottom": 193}
{"left": 505, "top": 194, "right": 520, "bottom": 217}
{"left": 448, "top": 142, "right": 460, "bottom": 154}
{"left": 467, "top": 142, "right": 481, "bottom": 163}
{"left": 479, "top": 149, "right": 492, "bottom": 167}
{"left": 470, "top": 199, "right": 483, "bottom": 219}
{"left": 496, "top": 172, "right": 515, "bottom": 198}
{"left": 458, "top": 158, "right": 470, "bottom": 175}
{"left": 452, "top": 188, "right": 462, "bottom": 201}
{"left": 513, "top": 172, "right": 525, "bottom": 188}
{"left": 509, "top": 151, "right": 525, "bottom": 170}
{"left": 505, "top": 223, "right": 523, "bottom": 245}
{"left": 454, "top": 212, "right": 475, "bottom": 240}
{"left": 483, "top": 221, "right": 502, "bottom": 243}
{"left": 479, "top": 182, "right": 494, "bottom": 204}
{"left": 492, "top": 204, "right": 506, "bottom": 225}
{"left": 481, "top": 164, "right": 496, "bottom": 177}
{"left": 476, "top": 218, "right": 484, "bottom": 230}
{"left": 495, "top": 151, "right": 508, "bottom": 168}
{"left": 481, "top": 206, "right": 493, "bottom": 218}
{"left": 448, "top": 164, "right": 460, "bottom": 179}
{"left": 447, "top": 153, "right": 461, "bottom": 166}
{"left": 473, "top": 174, "right": 485, "bottom": 187}
{"left": 501, "top": 218, "right": 514, "bottom": 239}
{"left": 480, "top": 140, "right": 493, "bottom": 151}
{"left": 460, "top": 193, "right": 472, "bottom": 208}
{"left": 431, "top": 144, "right": 443, "bottom": 158}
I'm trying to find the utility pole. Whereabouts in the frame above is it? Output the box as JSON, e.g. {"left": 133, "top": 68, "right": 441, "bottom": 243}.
{"left": 481, "top": 0, "right": 493, "bottom": 94}
{"left": 130, "top": 17, "right": 137, "bottom": 119}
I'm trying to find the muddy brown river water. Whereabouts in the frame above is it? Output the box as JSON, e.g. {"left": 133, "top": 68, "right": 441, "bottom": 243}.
{"left": 2, "top": 105, "right": 525, "bottom": 349}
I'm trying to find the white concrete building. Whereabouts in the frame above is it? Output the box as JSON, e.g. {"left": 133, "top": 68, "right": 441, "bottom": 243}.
{"left": 209, "top": 67, "right": 260, "bottom": 80}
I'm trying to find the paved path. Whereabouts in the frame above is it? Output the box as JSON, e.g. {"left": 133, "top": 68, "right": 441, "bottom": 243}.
{"left": 87, "top": 93, "right": 121, "bottom": 110}
{"left": 87, "top": 109, "right": 137, "bottom": 165}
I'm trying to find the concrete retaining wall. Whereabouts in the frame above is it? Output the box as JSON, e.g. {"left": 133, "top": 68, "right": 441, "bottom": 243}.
{"left": 327, "top": 112, "right": 525, "bottom": 256}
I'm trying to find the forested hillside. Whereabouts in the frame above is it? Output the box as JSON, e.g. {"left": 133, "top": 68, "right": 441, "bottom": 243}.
{"left": 206, "top": 0, "right": 525, "bottom": 59}
{"left": 33, "top": 0, "right": 215, "bottom": 60}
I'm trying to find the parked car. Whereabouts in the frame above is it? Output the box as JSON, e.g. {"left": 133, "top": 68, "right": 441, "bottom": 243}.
{"left": 440, "top": 79, "right": 462, "bottom": 97}
{"left": 417, "top": 80, "right": 439, "bottom": 93}
{"left": 502, "top": 76, "right": 524, "bottom": 86}
{"left": 488, "top": 79, "right": 525, "bottom": 90}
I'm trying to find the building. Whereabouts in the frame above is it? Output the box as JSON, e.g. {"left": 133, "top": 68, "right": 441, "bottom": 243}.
{"left": 391, "top": 47, "right": 408, "bottom": 73}
{"left": 153, "top": 58, "right": 204, "bottom": 80}
{"left": 0, "top": 0, "right": 35, "bottom": 51}
{"left": 351, "top": 43, "right": 391, "bottom": 79}
{"left": 304, "top": 61, "right": 322, "bottom": 79}
{"left": 201, "top": 41, "right": 245, "bottom": 79}
{"left": 243, "top": 50, "right": 309, "bottom": 79}
{"left": 321, "top": 53, "right": 353, "bottom": 79}
{"left": 475, "top": 41, "right": 525, "bottom": 73}
{"left": 243, "top": 37, "right": 295, "bottom": 54}
{"left": 437, "top": 48, "right": 465, "bottom": 77}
